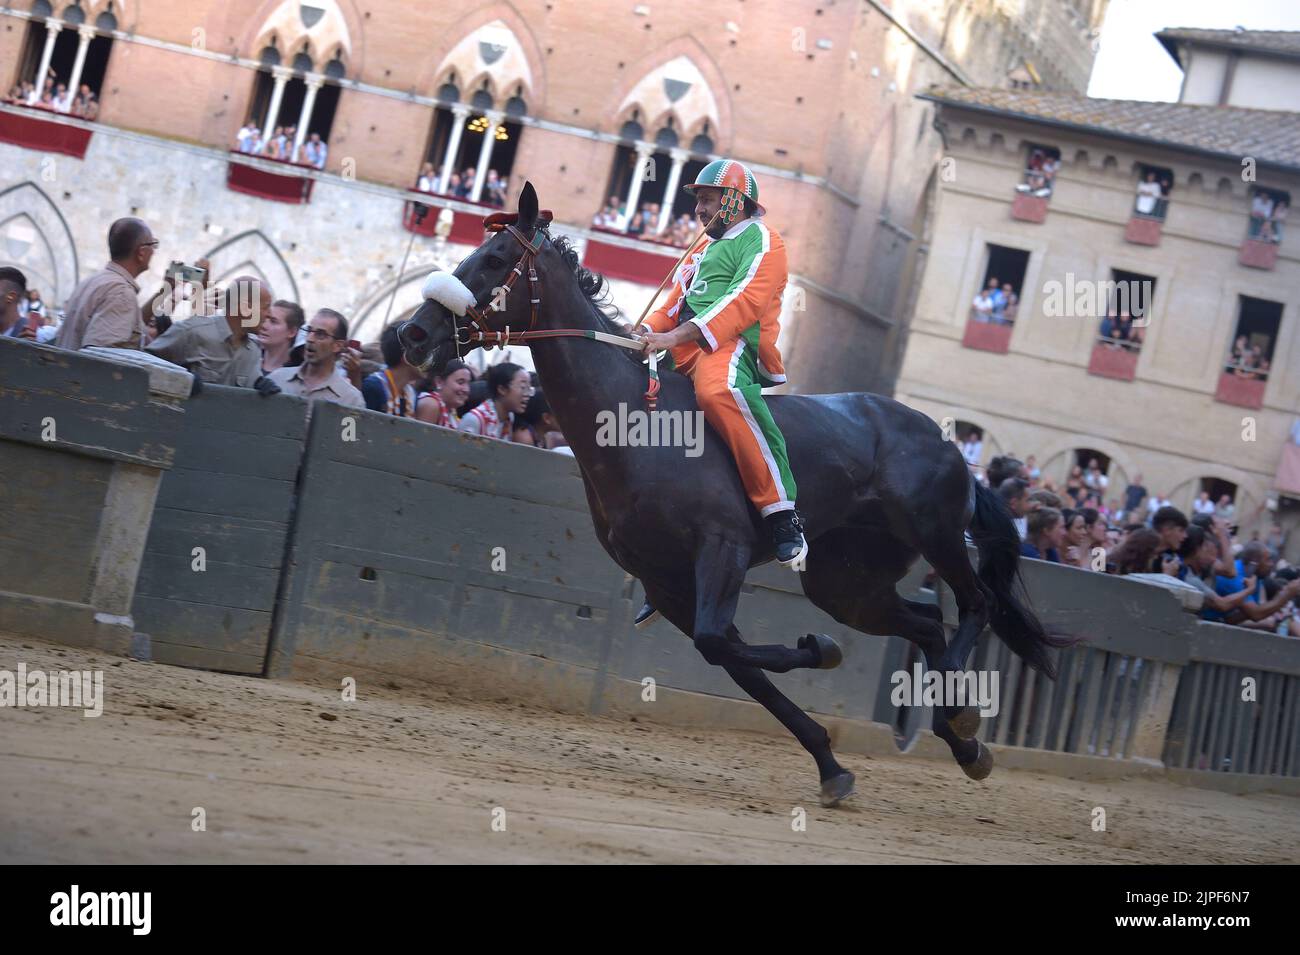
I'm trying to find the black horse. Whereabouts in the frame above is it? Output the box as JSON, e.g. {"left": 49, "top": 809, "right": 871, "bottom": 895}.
{"left": 400, "top": 183, "right": 1063, "bottom": 806}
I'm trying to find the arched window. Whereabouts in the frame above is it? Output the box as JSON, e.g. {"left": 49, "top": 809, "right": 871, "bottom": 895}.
{"left": 13, "top": 3, "right": 116, "bottom": 118}
{"left": 243, "top": 44, "right": 343, "bottom": 166}
{"left": 419, "top": 19, "right": 534, "bottom": 205}
{"left": 418, "top": 79, "right": 524, "bottom": 207}
{"left": 603, "top": 55, "right": 723, "bottom": 245}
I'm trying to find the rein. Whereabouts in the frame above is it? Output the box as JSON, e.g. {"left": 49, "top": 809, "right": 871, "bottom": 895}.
{"left": 450, "top": 221, "right": 662, "bottom": 410}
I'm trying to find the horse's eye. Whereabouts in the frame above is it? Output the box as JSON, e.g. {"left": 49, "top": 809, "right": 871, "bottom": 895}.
{"left": 486, "top": 255, "right": 505, "bottom": 269}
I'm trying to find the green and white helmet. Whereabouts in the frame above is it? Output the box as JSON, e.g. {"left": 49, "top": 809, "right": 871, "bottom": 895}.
{"left": 684, "top": 159, "right": 765, "bottom": 225}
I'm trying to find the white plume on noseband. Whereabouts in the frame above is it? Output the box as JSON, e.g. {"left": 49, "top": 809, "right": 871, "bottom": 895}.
{"left": 422, "top": 271, "right": 476, "bottom": 315}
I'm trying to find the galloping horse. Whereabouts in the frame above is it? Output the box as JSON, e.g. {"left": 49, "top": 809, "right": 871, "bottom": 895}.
{"left": 400, "top": 183, "right": 1064, "bottom": 806}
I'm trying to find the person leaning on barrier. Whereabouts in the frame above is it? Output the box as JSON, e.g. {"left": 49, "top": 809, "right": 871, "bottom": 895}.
{"left": 1212, "top": 541, "right": 1300, "bottom": 629}
{"left": 147, "top": 275, "right": 273, "bottom": 392}
{"left": 1179, "top": 525, "right": 1257, "bottom": 620}
{"left": 55, "top": 217, "right": 157, "bottom": 351}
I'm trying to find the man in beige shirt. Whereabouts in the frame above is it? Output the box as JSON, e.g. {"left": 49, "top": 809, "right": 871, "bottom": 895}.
{"left": 55, "top": 218, "right": 157, "bottom": 350}
{"left": 268, "top": 308, "right": 364, "bottom": 408}
{"left": 147, "top": 275, "right": 268, "bottom": 387}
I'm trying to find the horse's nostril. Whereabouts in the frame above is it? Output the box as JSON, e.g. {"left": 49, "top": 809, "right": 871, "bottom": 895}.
{"left": 403, "top": 323, "right": 428, "bottom": 344}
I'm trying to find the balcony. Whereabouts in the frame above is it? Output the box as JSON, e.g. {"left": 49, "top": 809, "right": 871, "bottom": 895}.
{"left": 402, "top": 193, "right": 502, "bottom": 245}
{"left": 1238, "top": 238, "right": 1278, "bottom": 270}
{"left": 225, "top": 151, "right": 314, "bottom": 204}
{"left": 1087, "top": 341, "right": 1139, "bottom": 381}
{"left": 582, "top": 227, "right": 683, "bottom": 285}
{"left": 1010, "top": 192, "right": 1048, "bottom": 223}
{"left": 0, "top": 104, "right": 93, "bottom": 159}
{"left": 1124, "top": 214, "right": 1162, "bottom": 246}
{"left": 1214, "top": 371, "right": 1266, "bottom": 410}
{"left": 960, "top": 316, "right": 1013, "bottom": 354}
{"left": 1276, "top": 442, "right": 1300, "bottom": 497}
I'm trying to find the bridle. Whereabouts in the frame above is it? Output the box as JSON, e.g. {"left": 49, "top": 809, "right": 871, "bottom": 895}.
{"left": 451, "top": 222, "right": 546, "bottom": 352}
{"left": 446, "top": 216, "right": 663, "bottom": 410}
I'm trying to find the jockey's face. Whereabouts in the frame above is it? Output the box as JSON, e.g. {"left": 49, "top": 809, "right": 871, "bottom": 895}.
{"left": 693, "top": 186, "right": 728, "bottom": 239}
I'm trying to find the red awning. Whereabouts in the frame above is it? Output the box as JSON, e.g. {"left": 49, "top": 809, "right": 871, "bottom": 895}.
{"left": 402, "top": 196, "right": 501, "bottom": 245}
{"left": 1276, "top": 442, "right": 1300, "bottom": 498}
{"left": 0, "top": 107, "right": 93, "bottom": 159}
{"left": 581, "top": 236, "right": 679, "bottom": 285}
{"left": 226, "top": 152, "right": 314, "bottom": 204}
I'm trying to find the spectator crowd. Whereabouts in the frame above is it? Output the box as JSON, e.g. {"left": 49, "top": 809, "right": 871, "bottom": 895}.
{"left": 234, "top": 122, "right": 328, "bottom": 170}
{"left": 3, "top": 216, "right": 574, "bottom": 457}
{"left": 970, "top": 275, "right": 1020, "bottom": 325}
{"left": 965, "top": 448, "right": 1297, "bottom": 636}
{"left": 592, "top": 195, "right": 697, "bottom": 247}
{"left": 4, "top": 75, "right": 100, "bottom": 119}
{"left": 415, "top": 163, "right": 509, "bottom": 207}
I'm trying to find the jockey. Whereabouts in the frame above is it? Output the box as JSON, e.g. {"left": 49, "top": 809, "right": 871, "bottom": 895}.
{"left": 634, "top": 159, "right": 807, "bottom": 568}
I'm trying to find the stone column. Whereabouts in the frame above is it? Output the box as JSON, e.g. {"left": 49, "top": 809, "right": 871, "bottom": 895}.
{"left": 261, "top": 66, "right": 291, "bottom": 141}
{"left": 656, "top": 149, "right": 688, "bottom": 234}
{"left": 437, "top": 105, "right": 470, "bottom": 193}
{"left": 470, "top": 109, "right": 504, "bottom": 203}
{"left": 64, "top": 25, "right": 95, "bottom": 109}
{"left": 622, "top": 143, "right": 655, "bottom": 232}
{"left": 290, "top": 75, "right": 323, "bottom": 161}
{"left": 33, "top": 22, "right": 62, "bottom": 98}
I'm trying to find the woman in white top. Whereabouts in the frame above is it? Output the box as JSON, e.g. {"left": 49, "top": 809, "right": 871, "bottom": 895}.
{"left": 1135, "top": 173, "right": 1162, "bottom": 216}
{"left": 417, "top": 162, "right": 437, "bottom": 193}
{"left": 458, "top": 362, "right": 531, "bottom": 441}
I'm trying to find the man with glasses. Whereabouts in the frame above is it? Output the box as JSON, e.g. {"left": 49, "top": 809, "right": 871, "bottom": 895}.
{"left": 266, "top": 308, "right": 364, "bottom": 408}
{"left": 147, "top": 274, "right": 268, "bottom": 388}
{"left": 56, "top": 217, "right": 158, "bottom": 350}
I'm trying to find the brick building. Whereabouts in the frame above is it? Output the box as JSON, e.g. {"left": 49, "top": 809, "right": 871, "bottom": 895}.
{"left": 1, "top": 0, "right": 1104, "bottom": 382}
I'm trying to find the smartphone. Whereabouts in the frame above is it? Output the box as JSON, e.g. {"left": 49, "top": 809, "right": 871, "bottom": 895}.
{"left": 347, "top": 339, "right": 362, "bottom": 351}
{"left": 167, "top": 261, "right": 207, "bottom": 285}
{"left": 1242, "top": 561, "right": 1258, "bottom": 578}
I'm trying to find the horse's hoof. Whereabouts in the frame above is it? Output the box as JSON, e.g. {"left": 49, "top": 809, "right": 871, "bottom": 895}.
{"left": 819, "top": 770, "right": 855, "bottom": 807}
{"left": 799, "top": 633, "right": 842, "bottom": 670}
{"left": 947, "top": 706, "right": 981, "bottom": 741}
{"left": 960, "top": 741, "right": 994, "bottom": 781}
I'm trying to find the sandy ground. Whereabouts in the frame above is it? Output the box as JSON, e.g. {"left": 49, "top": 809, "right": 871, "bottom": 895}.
{"left": 1, "top": 633, "right": 1296, "bottom": 864}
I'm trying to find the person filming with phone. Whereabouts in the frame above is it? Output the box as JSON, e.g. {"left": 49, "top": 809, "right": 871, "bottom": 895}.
{"left": 147, "top": 274, "right": 270, "bottom": 389}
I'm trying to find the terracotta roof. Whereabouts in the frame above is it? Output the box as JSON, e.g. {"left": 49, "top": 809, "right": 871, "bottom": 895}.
{"left": 1156, "top": 28, "right": 1300, "bottom": 66}
{"left": 918, "top": 86, "right": 1300, "bottom": 172}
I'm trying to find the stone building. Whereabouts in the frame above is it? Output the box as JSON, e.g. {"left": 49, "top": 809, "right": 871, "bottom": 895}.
{"left": 0, "top": 0, "right": 1105, "bottom": 383}
{"left": 893, "top": 28, "right": 1300, "bottom": 552}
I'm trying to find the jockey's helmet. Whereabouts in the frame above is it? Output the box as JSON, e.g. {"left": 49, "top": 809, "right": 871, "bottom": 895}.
{"left": 684, "top": 159, "right": 766, "bottom": 226}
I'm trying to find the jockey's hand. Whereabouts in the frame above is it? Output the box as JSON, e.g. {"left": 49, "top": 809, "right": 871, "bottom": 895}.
{"left": 637, "top": 330, "right": 676, "bottom": 356}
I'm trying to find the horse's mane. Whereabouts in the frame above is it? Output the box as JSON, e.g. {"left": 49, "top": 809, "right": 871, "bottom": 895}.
{"left": 549, "top": 232, "right": 645, "bottom": 366}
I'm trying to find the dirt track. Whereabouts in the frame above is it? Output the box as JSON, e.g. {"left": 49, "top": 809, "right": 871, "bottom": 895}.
{"left": 1, "top": 633, "right": 1296, "bottom": 864}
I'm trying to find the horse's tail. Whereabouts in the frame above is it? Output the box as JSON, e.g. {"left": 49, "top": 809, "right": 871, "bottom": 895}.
{"left": 968, "top": 480, "right": 1072, "bottom": 678}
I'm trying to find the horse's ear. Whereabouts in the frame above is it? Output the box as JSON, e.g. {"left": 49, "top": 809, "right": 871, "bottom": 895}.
{"left": 517, "top": 180, "right": 539, "bottom": 230}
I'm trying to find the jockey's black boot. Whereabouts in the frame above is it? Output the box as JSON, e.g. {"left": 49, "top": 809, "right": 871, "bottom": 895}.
{"left": 633, "top": 600, "right": 661, "bottom": 630}
{"left": 767, "top": 509, "right": 809, "bottom": 568}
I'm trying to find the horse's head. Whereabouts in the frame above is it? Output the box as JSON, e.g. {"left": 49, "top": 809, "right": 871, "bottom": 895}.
{"left": 399, "top": 180, "right": 550, "bottom": 372}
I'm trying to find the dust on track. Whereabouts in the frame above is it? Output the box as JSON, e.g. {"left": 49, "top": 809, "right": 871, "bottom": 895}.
{"left": 1, "top": 634, "right": 1295, "bottom": 864}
